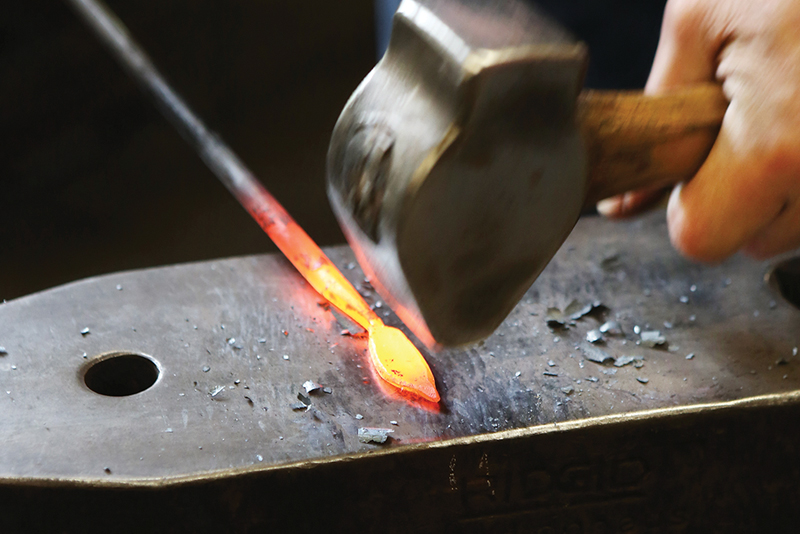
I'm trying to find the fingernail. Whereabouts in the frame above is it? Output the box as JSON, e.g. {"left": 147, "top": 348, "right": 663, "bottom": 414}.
{"left": 597, "top": 197, "right": 621, "bottom": 217}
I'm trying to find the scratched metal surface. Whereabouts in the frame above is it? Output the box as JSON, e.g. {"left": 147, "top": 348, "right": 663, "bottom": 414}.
{"left": 1, "top": 210, "right": 798, "bottom": 482}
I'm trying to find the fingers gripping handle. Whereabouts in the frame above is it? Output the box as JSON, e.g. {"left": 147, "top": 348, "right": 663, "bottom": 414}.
{"left": 579, "top": 83, "right": 728, "bottom": 206}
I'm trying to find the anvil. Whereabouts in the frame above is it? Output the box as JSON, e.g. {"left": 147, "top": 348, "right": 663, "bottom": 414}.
{"left": 2, "top": 212, "right": 800, "bottom": 531}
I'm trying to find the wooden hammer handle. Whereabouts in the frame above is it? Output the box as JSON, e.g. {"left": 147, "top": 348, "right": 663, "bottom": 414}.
{"left": 578, "top": 83, "right": 728, "bottom": 206}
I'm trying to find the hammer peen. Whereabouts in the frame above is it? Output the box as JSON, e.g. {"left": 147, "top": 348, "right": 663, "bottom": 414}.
{"left": 327, "top": 0, "right": 727, "bottom": 347}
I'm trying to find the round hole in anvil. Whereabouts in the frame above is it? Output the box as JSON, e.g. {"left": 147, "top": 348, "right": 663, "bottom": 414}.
{"left": 83, "top": 352, "right": 160, "bottom": 396}
{"left": 767, "top": 257, "right": 800, "bottom": 310}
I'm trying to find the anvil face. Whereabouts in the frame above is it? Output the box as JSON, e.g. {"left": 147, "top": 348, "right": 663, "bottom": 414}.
{"left": 3, "top": 211, "right": 799, "bottom": 494}
{"left": 327, "top": 0, "right": 588, "bottom": 346}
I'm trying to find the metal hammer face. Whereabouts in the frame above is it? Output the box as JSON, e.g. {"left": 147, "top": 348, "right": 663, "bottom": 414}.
{"left": 327, "top": 0, "right": 588, "bottom": 347}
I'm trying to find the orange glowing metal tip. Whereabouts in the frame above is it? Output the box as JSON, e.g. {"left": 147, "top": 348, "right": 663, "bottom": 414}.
{"left": 68, "top": 0, "right": 440, "bottom": 404}
{"left": 243, "top": 192, "right": 440, "bottom": 404}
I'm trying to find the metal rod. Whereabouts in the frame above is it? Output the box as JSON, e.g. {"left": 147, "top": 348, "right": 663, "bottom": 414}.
{"left": 62, "top": 0, "right": 372, "bottom": 322}
{"left": 64, "top": 0, "right": 274, "bottom": 218}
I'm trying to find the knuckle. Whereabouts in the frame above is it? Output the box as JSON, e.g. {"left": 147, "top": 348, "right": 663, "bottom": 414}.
{"left": 664, "top": 0, "right": 697, "bottom": 20}
{"left": 663, "top": 0, "right": 706, "bottom": 35}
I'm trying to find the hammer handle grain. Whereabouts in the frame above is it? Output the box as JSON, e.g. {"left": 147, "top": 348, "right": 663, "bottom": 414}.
{"left": 579, "top": 84, "right": 728, "bottom": 206}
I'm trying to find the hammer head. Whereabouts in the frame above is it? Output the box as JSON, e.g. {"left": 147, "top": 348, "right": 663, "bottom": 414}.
{"left": 327, "top": 0, "right": 587, "bottom": 347}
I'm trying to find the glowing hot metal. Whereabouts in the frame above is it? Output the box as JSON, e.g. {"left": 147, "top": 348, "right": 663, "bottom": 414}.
{"left": 66, "top": 0, "right": 440, "bottom": 404}
{"left": 241, "top": 185, "right": 440, "bottom": 403}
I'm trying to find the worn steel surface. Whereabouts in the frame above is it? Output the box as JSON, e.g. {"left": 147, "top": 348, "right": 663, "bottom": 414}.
{"left": 2, "top": 210, "right": 800, "bottom": 531}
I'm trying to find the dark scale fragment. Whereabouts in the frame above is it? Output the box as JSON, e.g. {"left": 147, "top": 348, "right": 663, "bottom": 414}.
{"left": 600, "top": 253, "right": 621, "bottom": 270}
{"left": 567, "top": 300, "right": 603, "bottom": 321}
{"left": 586, "top": 329, "right": 604, "bottom": 344}
{"left": 545, "top": 307, "right": 567, "bottom": 327}
{"left": 563, "top": 300, "right": 585, "bottom": 319}
{"left": 614, "top": 355, "right": 644, "bottom": 368}
{"left": 358, "top": 427, "right": 393, "bottom": 444}
{"left": 583, "top": 345, "right": 614, "bottom": 364}
{"left": 640, "top": 331, "right": 666, "bottom": 348}
{"left": 303, "top": 380, "right": 323, "bottom": 394}
{"left": 599, "top": 321, "right": 622, "bottom": 335}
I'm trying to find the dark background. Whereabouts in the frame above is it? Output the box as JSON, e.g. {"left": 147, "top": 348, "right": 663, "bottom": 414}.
{"left": 1, "top": 0, "right": 664, "bottom": 301}
{"left": 1, "top": 0, "right": 376, "bottom": 301}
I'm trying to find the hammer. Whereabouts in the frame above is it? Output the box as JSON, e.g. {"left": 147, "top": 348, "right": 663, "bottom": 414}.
{"left": 327, "top": 0, "right": 727, "bottom": 347}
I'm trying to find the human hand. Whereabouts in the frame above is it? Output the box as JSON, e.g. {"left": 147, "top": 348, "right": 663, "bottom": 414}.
{"left": 598, "top": 0, "right": 800, "bottom": 262}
